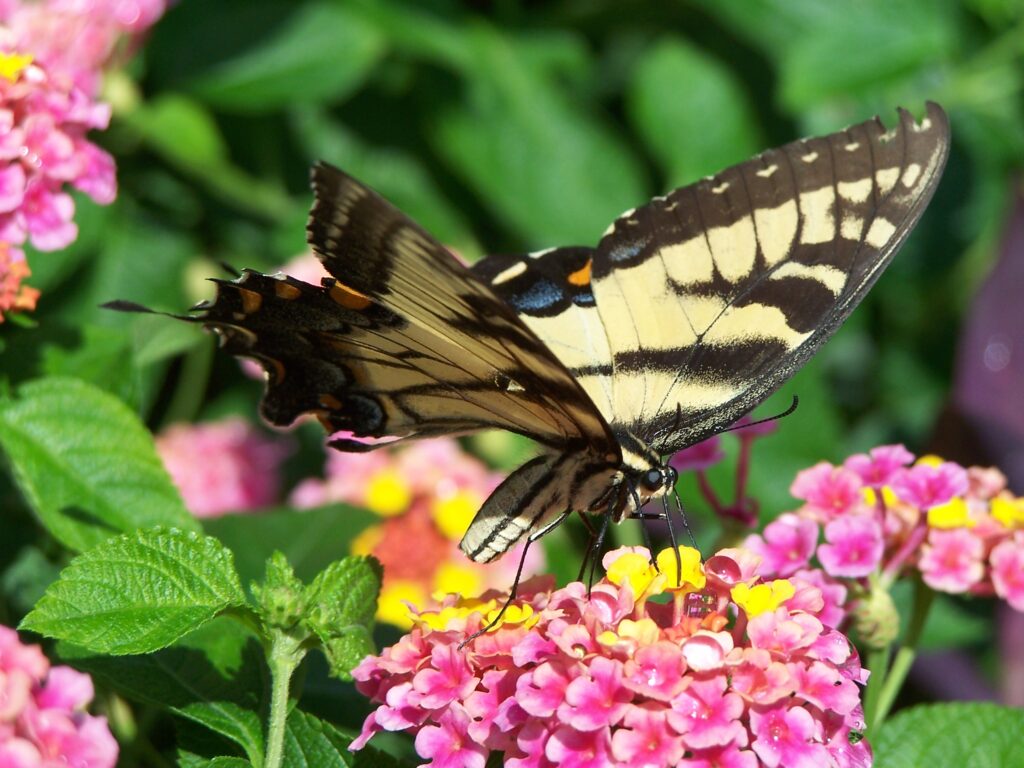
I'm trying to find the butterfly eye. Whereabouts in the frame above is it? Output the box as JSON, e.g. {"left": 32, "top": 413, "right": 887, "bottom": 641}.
{"left": 644, "top": 469, "right": 664, "bottom": 490}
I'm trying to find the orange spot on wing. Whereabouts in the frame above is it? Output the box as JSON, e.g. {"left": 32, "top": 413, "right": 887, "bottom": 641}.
{"left": 238, "top": 288, "right": 262, "bottom": 314}
{"left": 567, "top": 258, "right": 592, "bottom": 287}
{"left": 330, "top": 281, "right": 372, "bottom": 310}
{"left": 275, "top": 282, "right": 302, "bottom": 300}
{"left": 319, "top": 394, "right": 343, "bottom": 410}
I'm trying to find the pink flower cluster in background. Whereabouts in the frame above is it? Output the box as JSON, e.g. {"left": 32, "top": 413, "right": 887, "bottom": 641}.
{"left": 292, "top": 437, "right": 544, "bottom": 629}
{"left": 745, "top": 445, "right": 1024, "bottom": 629}
{"left": 0, "top": 625, "right": 117, "bottom": 767}
{"left": 0, "top": 0, "right": 167, "bottom": 320}
{"left": 156, "top": 416, "right": 289, "bottom": 518}
{"left": 352, "top": 545, "right": 871, "bottom": 768}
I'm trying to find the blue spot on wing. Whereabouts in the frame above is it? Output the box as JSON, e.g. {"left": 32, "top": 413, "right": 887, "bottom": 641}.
{"left": 608, "top": 240, "right": 646, "bottom": 263}
{"left": 509, "top": 278, "right": 564, "bottom": 312}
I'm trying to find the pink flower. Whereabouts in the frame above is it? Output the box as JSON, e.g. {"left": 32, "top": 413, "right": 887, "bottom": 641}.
{"left": 890, "top": 462, "right": 968, "bottom": 509}
{"left": 790, "top": 569, "right": 848, "bottom": 628}
{"left": 610, "top": 705, "right": 684, "bottom": 767}
{"left": 545, "top": 726, "right": 613, "bottom": 768}
{"left": 790, "top": 462, "right": 864, "bottom": 519}
{"left": 668, "top": 675, "right": 745, "bottom": 749}
{"left": 352, "top": 548, "right": 869, "bottom": 767}
{"left": 670, "top": 435, "right": 724, "bottom": 471}
{"left": 750, "top": 704, "right": 828, "bottom": 768}
{"left": 744, "top": 513, "right": 819, "bottom": 577}
{"left": 918, "top": 528, "right": 985, "bottom": 593}
{"left": 558, "top": 657, "right": 632, "bottom": 731}
{"left": 817, "top": 514, "right": 884, "bottom": 578}
{"left": 990, "top": 536, "right": 1024, "bottom": 610}
{"left": 844, "top": 444, "right": 914, "bottom": 488}
{"left": 414, "top": 705, "right": 487, "bottom": 768}
{"left": 0, "top": 626, "right": 116, "bottom": 767}
{"left": 156, "top": 417, "right": 289, "bottom": 517}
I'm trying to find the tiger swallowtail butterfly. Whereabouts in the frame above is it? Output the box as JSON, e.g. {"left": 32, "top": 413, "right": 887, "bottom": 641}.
{"left": 120, "top": 103, "right": 949, "bottom": 563}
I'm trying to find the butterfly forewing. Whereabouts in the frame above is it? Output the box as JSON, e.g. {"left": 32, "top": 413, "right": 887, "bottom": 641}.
{"left": 586, "top": 103, "right": 947, "bottom": 453}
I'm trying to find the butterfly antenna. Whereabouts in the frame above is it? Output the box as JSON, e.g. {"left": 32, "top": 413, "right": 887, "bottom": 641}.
{"left": 218, "top": 261, "right": 242, "bottom": 277}
{"left": 719, "top": 395, "right": 799, "bottom": 435}
{"left": 459, "top": 510, "right": 571, "bottom": 650}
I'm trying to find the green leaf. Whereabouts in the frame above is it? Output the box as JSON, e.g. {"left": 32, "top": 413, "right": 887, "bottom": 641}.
{"left": 431, "top": 25, "right": 647, "bottom": 246}
{"left": 0, "top": 377, "right": 197, "bottom": 552}
{"left": 61, "top": 618, "right": 265, "bottom": 763}
{"left": 187, "top": 1, "right": 384, "bottom": 112}
{"left": 22, "top": 528, "right": 247, "bottom": 654}
{"left": 125, "top": 95, "right": 296, "bottom": 221}
{"left": 178, "top": 756, "right": 252, "bottom": 768}
{"left": 252, "top": 551, "right": 308, "bottom": 630}
{"left": 305, "top": 557, "right": 382, "bottom": 680}
{"left": 204, "top": 503, "right": 377, "bottom": 585}
{"left": 874, "top": 702, "right": 1024, "bottom": 767}
{"left": 627, "top": 38, "right": 761, "bottom": 186}
{"left": 283, "top": 709, "right": 404, "bottom": 768}
{"left": 1, "top": 546, "right": 62, "bottom": 615}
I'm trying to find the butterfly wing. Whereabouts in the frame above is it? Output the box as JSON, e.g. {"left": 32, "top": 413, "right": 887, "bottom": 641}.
{"left": 195, "top": 163, "right": 616, "bottom": 457}
{"left": 480, "top": 104, "right": 949, "bottom": 456}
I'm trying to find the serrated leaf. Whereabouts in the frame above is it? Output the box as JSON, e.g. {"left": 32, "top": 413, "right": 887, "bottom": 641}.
{"left": 62, "top": 621, "right": 265, "bottom": 762}
{"left": 283, "top": 709, "right": 405, "bottom": 768}
{"left": 627, "top": 37, "right": 761, "bottom": 186}
{"left": 306, "top": 557, "right": 381, "bottom": 680}
{"left": 0, "top": 378, "right": 198, "bottom": 552}
{"left": 22, "top": 528, "right": 247, "bottom": 654}
{"left": 874, "top": 702, "right": 1024, "bottom": 767}
{"left": 187, "top": 1, "right": 384, "bottom": 111}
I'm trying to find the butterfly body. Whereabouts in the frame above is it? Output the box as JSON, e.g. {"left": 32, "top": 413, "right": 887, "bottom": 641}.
{"left": 167, "top": 103, "right": 950, "bottom": 564}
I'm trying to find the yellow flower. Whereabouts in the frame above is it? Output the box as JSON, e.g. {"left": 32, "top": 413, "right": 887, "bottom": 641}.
{"left": 350, "top": 524, "right": 383, "bottom": 556}
{"left": 863, "top": 486, "right": 899, "bottom": 507}
{"left": 432, "top": 489, "right": 482, "bottom": 541}
{"left": 655, "top": 546, "right": 707, "bottom": 591}
{"left": 732, "top": 579, "right": 796, "bottom": 618}
{"left": 992, "top": 497, "right": 1024, "bottom": 529}
{"left": 417, "top": 598, "right": 497, "bottom": 631}
{"left": 915, "top": 454, "right": 945, "bottom": 467}
{"left": 376, "top": 580, "right": 427, "bottom": 629}
{"left": 927, "top": 497, "right": 975, "bottom": 529}
{"left": 0, "top": 52, "right": 33, "bottom": 82}
{"left": 606, "top": 552, "right": 660, "bottom": 597}
{"left": 484, "top": 602, "right": 539, "bottom": 632}
{"left": 364, "top": 469, "right": 412, "bottom": 517}
{"left": 432, "top": 561, "right": 483, "bottom": 599}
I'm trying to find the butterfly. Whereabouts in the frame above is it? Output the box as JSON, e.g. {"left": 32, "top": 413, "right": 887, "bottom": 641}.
{"left": 119, "top": 103, "right": 949, "bottom": 564}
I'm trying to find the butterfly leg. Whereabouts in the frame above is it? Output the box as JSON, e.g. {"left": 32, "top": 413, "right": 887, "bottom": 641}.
{"left": 459, "top": 509, "right": 572, "bottom": 650}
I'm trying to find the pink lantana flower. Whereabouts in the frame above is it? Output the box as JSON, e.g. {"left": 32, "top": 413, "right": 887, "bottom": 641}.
{"left": 843, "top": 444, "right": 914, "bottom": 488}
{"left": 990, "top": 534, "right": 1024, "bottom": 611}
{"left": 790, "top": 462, "right": 865, "bottom": 520}
{"left": 156, "top": 417, "right": 289, "bottom": 518}
{"left": 743, "top": 513, "right": 818, "bottom": 577}
{"left": 352, "top": 546, "right": 870, "bottom": 767}
{"left": 918, "top": 528, "right": 985, "bottom": 593}
{"left": 816, "top": 515, "right": 884, "bottom": 578}
{"left": 889, "top": 461, "right": 968, "bottom": 510}
{"left": 0, "top": 626, "right": 117, "bottom": 767}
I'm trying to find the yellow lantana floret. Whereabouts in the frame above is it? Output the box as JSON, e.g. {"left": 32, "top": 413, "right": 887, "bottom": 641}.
{"left": 992, "top": 497, "right": 1024, "bottom": 529}
{"left": 377, "top": 580, "right": 427, "bottom": 629}
{"left": 655, "top": 546, "right": 707, "bottom": 591}
{"left": 863, "top": 486, "right": 899, "bottom": 507}
{"left": 484, "top": 603, "right": 539, "bottom": 632}
{"left": 432, "top": 561, "right": 483, "bottom": 600}
{"left": 606, "top": 552, "right": 660, "bottom": 597}
{"left": 0, "top": 52, "right": 33, "bottom": 82}
{"left": 417, "top": 597, "right": 497, "bottom": 631}
{"left": 732, "top": 579, "right": 796, "bottom": 617}
{"left": 915, "top": 454, "right": 945, "bottom": 468}
{"left": 927, "top": 497, "right": 975, "bottom": 529}
{"left": 432, "top": 489, "right": 482, "bottom": 541}
{"left": 350, "top": 524, "right": 383, "bottom": 557}
{"left": 364, "top": 469, "right": 412, "bottom": 517}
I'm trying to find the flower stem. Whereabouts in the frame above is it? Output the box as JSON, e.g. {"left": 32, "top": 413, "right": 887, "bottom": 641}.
{"left": 866, "top": 576, "right": 934, "bottom": 738}
{"left": 264, "top": 630, "right": 304, "bottom": 768}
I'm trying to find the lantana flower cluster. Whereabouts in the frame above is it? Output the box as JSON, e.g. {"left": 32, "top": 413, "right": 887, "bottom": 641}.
{"left": 292, "top": 437, "right": 544, "bottom": 629}
{"left": 745, "top": 445, "right": 1024, "bottom": 639}
{"left": 352, "top": 545, "right": 871, "bottom": 768}
{"left": 0, "top": 0, "right": 167, "bottom": 320}
{"left": 0, "top": 625, "right": 118, "bottom": 767}
{"left": 156, "top": 416, "right": 290, "bottom": 518}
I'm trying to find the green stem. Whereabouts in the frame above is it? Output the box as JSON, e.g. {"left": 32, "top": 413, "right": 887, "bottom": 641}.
{"left": 863, "top": 644, "right": 890, "bottom": 731}
{"left": 264, "top": 630, "right": 304, "bottom": 768}
{"left": 869, "top": 578, "right": 934, "bottom": 735}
